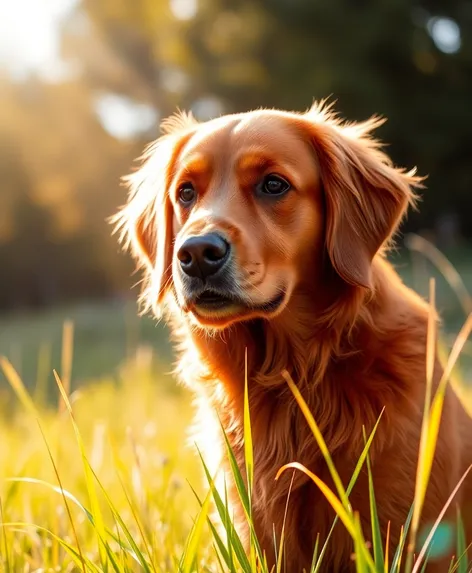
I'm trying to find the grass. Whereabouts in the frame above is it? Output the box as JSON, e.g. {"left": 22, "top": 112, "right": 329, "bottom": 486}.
{"left": 0, "top": 298, "right": 173, "bottom": 390}
{"left": 0, "top": 239, "right": 472, "bottom": 571}
{"left": 0, "top": 354, "right": 207, "bottom": 571}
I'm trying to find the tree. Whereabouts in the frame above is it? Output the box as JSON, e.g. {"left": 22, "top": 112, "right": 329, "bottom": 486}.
{"left": 1, "top": 0, "right": 471, "bottom": 311}
{"left": 74, "top": 0, "right": 472, "bottom": 236}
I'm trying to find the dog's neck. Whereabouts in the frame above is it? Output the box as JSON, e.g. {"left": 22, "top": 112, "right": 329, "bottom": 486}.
{"left": 184, "top": 271, "right": 368, "bottom": 388}
{"left": 171, "top": 257, "right": 428, "bottom": 473}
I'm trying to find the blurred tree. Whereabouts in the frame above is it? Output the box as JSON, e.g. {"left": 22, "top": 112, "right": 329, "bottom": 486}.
{"left": 0, "top": 77, "right": 136, "bottom": 309}
{"left": 0, "top": 0, "right": 471, "bottom": 311}
{"left": 74, "top": 0, "right": 472, "bottom": 235}
{"left": 184, "top": 0, "right": 472, "bottom": 234}
{"left": 0, "top": 135, "right": 55, "bottom": 309}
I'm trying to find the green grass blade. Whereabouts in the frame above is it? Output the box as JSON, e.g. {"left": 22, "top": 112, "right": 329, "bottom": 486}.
{"left": 441, "top": 314, "right": 472, "bottom": 385}
{"left": 408, "top": 280, "right": 436, "bottom": 565}
{"left": 196, "top": 448, "right": 251, "bottom": 573}
{"left": 212, "top": 539, "right": 229, "bottom": 573}
{"left": 455, "top": 507, "right": 468, "bottom": 573}
{"left": 309, "top": 533, "right": 320, "bottom": 573}
{"left": 222, "top": 479, "right": 236, "bottom": 572}
{"left": 419, "top": 555, "right": 430, "bottom": 573}
{"left": 408, "top": 310, "right": 472, "bottom": 573}
{"left": 282, "top": 370, "right": 351, "bottom": 512}
{"left": 363, "top": 428, "right": 384, "bottom": 570}
{"left": 0, "top": 497, "right": 10, "bottom": 573}
{"left": 208, "top": 521, "right": 232, "bottom": 571}
{"left": 115, "top": 471, "right": 157, "bottom": 571}
{"left": 405, "top": 234, "right": 472, "bottom": 316}
{"left": 354, "top": 513, "right": 368, "bottom": 573}
{"left": 6, "top": 478, "right": 144, "bottom": 569}
{"left": 6, "top": 476, "right": 95, "bottom": 522}
{"left": 412, "top": 465, "right": 472, "bottom": 573}
{"left": 243, "top": 349, "right": 258, "bottom": 571}
{"left": 384, "top": 520, "right": 391, "bottom": 573}
{"left": 36, "top": 422, "right": 87, "bottom": 572}
{"left": 188, "top": 478, "right": 235, "bottom": 573}
{"left": 347, "top": 410, "right": 385, "bottom": 496}
{"left": 276, "top": 471, "right": 295, "bottom": 573}
{"left": 276, "top": 461, "right": 355, "bottom": 535}
{"left": 449, "top": 545, "right": 472, "bottom": 573}
{"left": 243, "top": 349, "right": 254, "bottom": 502}
{"left": 6, "top": 475, "right": 147, "bottom": 566}
{"left": 87, "top": 464, "right": 153, "bottom": 573}
{"left": 313, "top": 408, "right": 385, "bottom": 572}
{"left": 276, "top": 461, "right": 376, "bottom": 571}
{"left": 218, "top": 425, "right": 266, "bottom": 567}
{"left": 0, "top": 523, "right": 101, "bottom": 573}
{"left": 390, "top": 505, "right": 413, "bottom": 572}
{"left": 53, "top": 370, "right": 109, "bottom": 569}
{"left": 59, "top": 319, "right": 74, "bottom": 413}
{"left": 1, "top": 357, "right": 40, "bottom": 418}
{"left": 219, "top": 424, "right": 250, "bottom": 518}
{"left": 108, "top": 438, "right": 157, "bottom": 571}
{"left": 180, "top": 486, "right": 212, "bottom": 573}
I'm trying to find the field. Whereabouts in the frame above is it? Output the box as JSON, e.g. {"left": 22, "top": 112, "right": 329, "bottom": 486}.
{"left": 0, "top": 302, "right": 207, "bottom": 571}
{"left": 1, "top": 242, "right": 472, "bottom": 571}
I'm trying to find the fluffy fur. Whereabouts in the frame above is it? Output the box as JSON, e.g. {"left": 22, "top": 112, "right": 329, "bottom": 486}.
{"left": 112, "top": 102, "right": 472, "bottom": 572}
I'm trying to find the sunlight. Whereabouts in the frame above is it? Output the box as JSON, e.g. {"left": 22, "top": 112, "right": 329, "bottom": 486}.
{"left": 170, "top": 0, "right": 198, "bottom": 21}
{"left": 94, "top": 93, "right": 158, "bottom": 140}
{"left": 428, "top": 16, "right": 462, "bottom": 54}
{"left": 0, "top": 0, "right": 77, "bottom": 79}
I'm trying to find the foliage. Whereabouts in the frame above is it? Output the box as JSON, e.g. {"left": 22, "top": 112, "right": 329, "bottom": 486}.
{"left": 1, "top": 0, "right": 472, "bottom": 311}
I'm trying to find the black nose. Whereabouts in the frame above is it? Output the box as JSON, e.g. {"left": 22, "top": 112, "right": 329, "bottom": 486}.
{"left": 177, "top": 233, "right": 230, "bottom": 279}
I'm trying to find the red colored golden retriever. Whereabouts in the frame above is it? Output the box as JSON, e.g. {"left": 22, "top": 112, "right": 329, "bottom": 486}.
{"left": 112, "top": 103, "right": 472, "bottom": 571}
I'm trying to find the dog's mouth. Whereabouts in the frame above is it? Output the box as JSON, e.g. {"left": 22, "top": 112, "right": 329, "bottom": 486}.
{"left": 194, "top": 291, "right": 236, "bottom": 311}
{"left": 190, "top": 289, "right": 286, "bottom": 319}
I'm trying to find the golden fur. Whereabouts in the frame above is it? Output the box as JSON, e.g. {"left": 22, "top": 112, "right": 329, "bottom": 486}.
{"left": 112, "top": 103, "right": 472, "bottom": 572}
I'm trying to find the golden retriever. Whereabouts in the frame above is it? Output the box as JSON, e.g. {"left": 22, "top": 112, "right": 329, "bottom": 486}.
{"left": 112, "top": 102, "right": 472, "bottom": 572}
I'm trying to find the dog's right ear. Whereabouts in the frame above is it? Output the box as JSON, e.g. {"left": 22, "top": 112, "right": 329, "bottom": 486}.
{"left": 110, "top": 111, "right": 197, "bottom": 314}
{"left": 302, "top": 102, "right": 422, "bottom": 291}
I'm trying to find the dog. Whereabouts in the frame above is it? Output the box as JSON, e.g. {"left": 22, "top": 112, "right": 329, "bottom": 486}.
{"left": 112, "top": 102, "right": 472, "bottom": 571}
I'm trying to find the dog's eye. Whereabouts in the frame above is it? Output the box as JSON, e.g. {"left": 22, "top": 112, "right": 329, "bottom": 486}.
{"left": 179, "top": 183, "right": 196, "bottom": 204}
{"left": 259, "top": 174, "right": 291, "bottom": 196}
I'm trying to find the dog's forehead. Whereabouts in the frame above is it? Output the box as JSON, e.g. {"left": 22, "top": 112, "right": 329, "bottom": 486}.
{"left": 179, "top": 111, "right": 311, "bottom": 166}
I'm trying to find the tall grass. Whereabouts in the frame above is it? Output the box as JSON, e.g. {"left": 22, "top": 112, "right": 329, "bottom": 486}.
{"left": 0, "top": 352, "right": 207, "bottom": 571}
{"left": 0, "top": 239, "right": 471, "bottom": 572}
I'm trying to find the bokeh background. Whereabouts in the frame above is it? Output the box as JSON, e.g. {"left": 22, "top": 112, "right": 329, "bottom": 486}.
{"left": 1, "top": 0, "right": 472, "bottom": 390}
{"left": 0, "top": 3, "right": 472, "bottom": 568}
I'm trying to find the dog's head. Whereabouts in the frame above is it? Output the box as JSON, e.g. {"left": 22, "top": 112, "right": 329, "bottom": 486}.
{"left": 112, "top": 103, "right": 421, "bottom": 329}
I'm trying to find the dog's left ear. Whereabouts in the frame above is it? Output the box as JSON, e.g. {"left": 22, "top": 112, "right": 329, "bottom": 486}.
{"left": 303, "top": 103, "right": 423, "bottom": 290}
{"left": 110, "top": 111, "right": 197, "bottom": 314}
